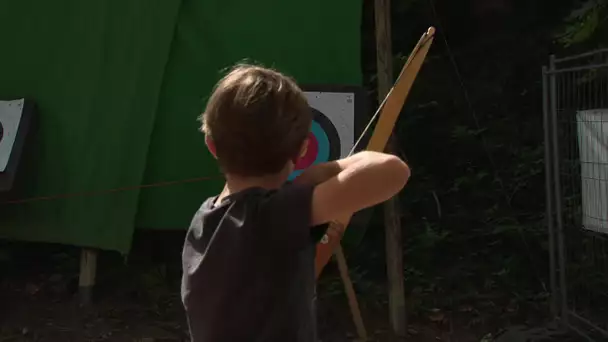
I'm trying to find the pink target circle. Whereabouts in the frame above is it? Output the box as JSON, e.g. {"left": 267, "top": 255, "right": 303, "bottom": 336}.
{"left": 295, "top": 133, "right": 318, "bottom": 170}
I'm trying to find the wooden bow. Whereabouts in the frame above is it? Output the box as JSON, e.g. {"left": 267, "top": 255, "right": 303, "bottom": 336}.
{"left": 314, "top": 27, "right": 436, "bottom": 278}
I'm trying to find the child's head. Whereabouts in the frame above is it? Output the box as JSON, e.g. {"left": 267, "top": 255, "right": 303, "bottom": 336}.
{"left": 201, "top": 64, "right": 312, "bottom": 178}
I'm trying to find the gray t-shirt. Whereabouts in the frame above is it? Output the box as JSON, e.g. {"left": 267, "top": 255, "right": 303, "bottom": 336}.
{"left": 181, "top": 183, "right": 327, "bottom": 342}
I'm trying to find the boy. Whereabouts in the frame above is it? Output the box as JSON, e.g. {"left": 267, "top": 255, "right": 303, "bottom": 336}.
{"left": 181, "top": 64, "right": 410, "bottom": 341}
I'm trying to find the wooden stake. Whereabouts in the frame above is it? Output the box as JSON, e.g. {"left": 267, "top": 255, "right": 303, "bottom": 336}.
{"left": 78, "top": 248, "right": 98, "bottom": 306}
{"left": 375, "top": 0, "right": 408, "bottom": 338}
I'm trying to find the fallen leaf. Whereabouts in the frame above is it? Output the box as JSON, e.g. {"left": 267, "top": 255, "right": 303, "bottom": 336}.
{"left": 428, "top": 308, "right": 445, "bottom": 322}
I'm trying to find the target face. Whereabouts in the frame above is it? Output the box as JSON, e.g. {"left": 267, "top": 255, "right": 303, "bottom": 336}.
{"left": 289, "top": 89, "right": 359, "bottom": 180}
{"left": 0, "top": 99, "right": 25, "bottom": 172}
{"left": 293, "top": 109, "right": 341, "bottom": 174}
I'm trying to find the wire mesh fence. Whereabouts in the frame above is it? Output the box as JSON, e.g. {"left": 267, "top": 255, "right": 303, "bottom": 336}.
{"left": 543, "top": 49, "right": 608, "bottom": 340}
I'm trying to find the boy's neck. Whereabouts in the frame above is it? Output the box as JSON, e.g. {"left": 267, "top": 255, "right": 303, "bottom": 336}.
{"left": 219, "top": 167, "right": 291, "bottom": 201}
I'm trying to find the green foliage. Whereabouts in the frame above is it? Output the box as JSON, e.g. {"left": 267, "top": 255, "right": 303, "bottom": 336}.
{"left": 557, "top": 0, "right": 608, "bottom": 46}
{"left": 348, "top": 0, "right": 587, "bottom": 337}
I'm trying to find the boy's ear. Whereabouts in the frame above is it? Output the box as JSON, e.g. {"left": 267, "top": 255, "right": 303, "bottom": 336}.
{"left": 205, "top": 136, "right": 217, "bottom": 158}
{"left": 299, "top": 139, "right": 309, "bottom": 159}
{"left": 293, "top": 138, "right": 309, "bottom": 164}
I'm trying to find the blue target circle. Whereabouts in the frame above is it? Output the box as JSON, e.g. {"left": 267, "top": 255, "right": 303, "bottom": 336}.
{"left": 289, "top": 108, "right": 341, "bottom": 180}
{"left": 311, "top": 121, "right": 330, "bottom": 165}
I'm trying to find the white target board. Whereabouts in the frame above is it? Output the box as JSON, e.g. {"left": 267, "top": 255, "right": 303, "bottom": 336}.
{"left": 577, "top": 108, "right": 608, "bottom": 234}
{"left": 303, "top": 91, "right": 355, "bottom": 158}
{"left": 289, "top": 87, "right": 364, "bottom": 181}
{"left": 0, "top": 99, "right": 25, "bottom": 172}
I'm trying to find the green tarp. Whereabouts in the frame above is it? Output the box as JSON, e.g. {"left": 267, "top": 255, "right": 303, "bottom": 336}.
{"left": 0, "top": 0, "right": 181, "bottom": 253}
{"left": 0, "top": 0, "right": 362, "bottom": 253}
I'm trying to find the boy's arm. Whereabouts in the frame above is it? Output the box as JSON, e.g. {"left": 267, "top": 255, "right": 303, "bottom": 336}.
{"left": 257, "top": 152, "right": 407, "bottom": 249}
{"left": 293, "top": 152, "right": 389, "bottom": 186}
{"left": 292, "top": 162, "right": 341, "bottom": 186}
{"left": 308, "top": 151, "right": 410, "bottom": 227}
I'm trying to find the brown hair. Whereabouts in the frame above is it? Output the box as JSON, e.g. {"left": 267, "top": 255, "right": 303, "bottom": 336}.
{"left": 201, "top": 64, "right": 312, "bottom": 177}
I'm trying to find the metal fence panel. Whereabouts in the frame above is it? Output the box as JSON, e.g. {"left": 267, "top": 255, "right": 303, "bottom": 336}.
{"left": 544, "top": 49, "right": 608, "bottom": 340}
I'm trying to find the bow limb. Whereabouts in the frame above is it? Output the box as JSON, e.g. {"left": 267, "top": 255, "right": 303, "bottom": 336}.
{"left": 314, "top": 27, "right": 436, "bottom": 279}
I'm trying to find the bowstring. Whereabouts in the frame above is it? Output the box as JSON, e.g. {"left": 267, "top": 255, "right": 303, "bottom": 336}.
{"left": 348, "top": 87, "right": 392, "bottom": 156}
{"left": 348, "top": 28, "right": 433, "bottom": 157}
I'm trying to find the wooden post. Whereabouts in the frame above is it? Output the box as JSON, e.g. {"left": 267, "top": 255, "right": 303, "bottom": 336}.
{"left": 375, "top": 0, "right": 393, "bottom": 101}
{"left": 374, "top": 0, "right": 408, "bottom": 338}
{"left": 384, "top": 196, "right": 407, "bottom": 338}
{"left": 78, "top": 248, "right": 98, "bottom": 306}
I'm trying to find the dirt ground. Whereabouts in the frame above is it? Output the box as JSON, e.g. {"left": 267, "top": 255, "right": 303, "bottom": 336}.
{"left": 0, "top": 240, "right": 584, "bottom": 342}
{"left": 0, "top": 277, "right": 484, "bottom": 342}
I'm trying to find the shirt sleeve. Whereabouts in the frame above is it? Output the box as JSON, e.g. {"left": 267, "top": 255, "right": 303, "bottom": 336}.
{"left": 257, "top": 182, "right": 319, "bottom": 251}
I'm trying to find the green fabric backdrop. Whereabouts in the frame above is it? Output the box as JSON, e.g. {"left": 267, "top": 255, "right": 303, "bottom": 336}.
{"left": 135, "top": 0, "right": 363, "bottom": 229}
{"left": 0, "top": 0, "right": 181, "bottom": 252}
{"left": 0, "top": 0, "right": 362, "bottom": 253}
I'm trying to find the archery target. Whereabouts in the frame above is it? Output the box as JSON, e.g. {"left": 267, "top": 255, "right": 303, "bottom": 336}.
{"left": 294, "top": 108, "right": 341, "bottom": 170}
{"left": 0, "top": 99, "right": 25, "bottom": 172}
{"left": 289, "top": 89, "right": 359, "bottom": 180}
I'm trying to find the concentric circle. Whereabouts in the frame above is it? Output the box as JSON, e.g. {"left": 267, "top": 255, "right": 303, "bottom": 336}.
{"left": 295, "top": 131, "right": 318, "bottom": 170}
{"left": 289, "top": 108, "right": 342, "bottom": 179}
{"left": 310, "top": 108, "right": 341, "bottom": 162}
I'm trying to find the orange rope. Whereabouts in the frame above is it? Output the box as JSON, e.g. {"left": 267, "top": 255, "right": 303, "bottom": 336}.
{"left": 0, "top": 175, "right": 224, "bottom": 205}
